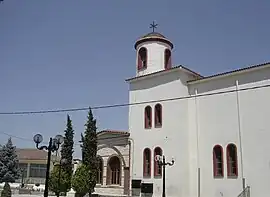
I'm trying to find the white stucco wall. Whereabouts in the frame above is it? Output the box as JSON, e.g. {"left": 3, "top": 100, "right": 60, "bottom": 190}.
{"left": 136, "top": 41, "right": 172, "bottom": 77}
{"left": 188, "top": 65, "right": 270, "bottom": 197}
{"left": 129, "top": 61, "right": 270, "bottom": 197}
{"left": 129, "top": 69, "right": 196, "bottom": 197}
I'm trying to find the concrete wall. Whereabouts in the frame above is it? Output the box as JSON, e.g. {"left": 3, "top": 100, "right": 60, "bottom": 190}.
{"left": 188, "top": 65, "right": 270, "bottom": 197}
{"left": 129, "top": 69, "right": 195, "bottom": 197}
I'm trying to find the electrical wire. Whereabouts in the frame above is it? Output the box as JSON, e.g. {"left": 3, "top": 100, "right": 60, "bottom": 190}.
{"left": 0, "top": 83, "right": 269, "bottom": 115}
{"left": 0, "top": 131, "right": 129, "bottom": 147}
{"left": 0, "top": 83, "right": 269, "bottom": 145}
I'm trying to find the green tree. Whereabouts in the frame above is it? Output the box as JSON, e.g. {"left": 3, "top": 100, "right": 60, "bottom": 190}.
{"left": 80, "top": 108, "right": 98, "bottom": 196}
{"left": 1, "top": 182, "right": 11, "bottom": 197}
{"left": 71, "top": 164, "right": 96, "bottom": 197}
{"left": 48, "top": 165, "right": 70, "bottom": 196}
{"left": 0, "top": 138, "right": 20, "bottom": 183}
{"left": 60, "top": 114, "right": 74, "bottom": 190}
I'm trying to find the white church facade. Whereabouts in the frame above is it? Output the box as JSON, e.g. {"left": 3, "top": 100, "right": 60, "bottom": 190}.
{"left": 127, "top": 28, "right": 270, "bottom": 197}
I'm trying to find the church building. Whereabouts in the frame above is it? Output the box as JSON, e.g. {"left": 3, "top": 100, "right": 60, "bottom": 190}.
{"left": 127, "top": 25, "right": 270, "bottom": 197}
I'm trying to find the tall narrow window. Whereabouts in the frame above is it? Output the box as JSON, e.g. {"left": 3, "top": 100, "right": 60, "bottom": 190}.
{"left": 143, "top": 148, "right": 151, "bottom": 177}
{"left": 155, "top": 104, "right": 162, "bottom": 127}
{"left": 227, "top": 143, "right": 238, "bottom": 177}
{"left": 154, "top": 147, "right": 162, "bottom": 177}
{"left": 138, "top": 47, "right": 147, "bottom": 70}
{"left": 97, "top": 157, "right": 103, "bottom": 184}
{"left": 144, "top": 106, "right": 152, "bottom": 129}
{"left": 164, "top": 49, "right": 172, "bottom": 69}
{"left": 107, "top": 156, "right": 121, "bottom": 185}
{"left": 213, "top": 145, "right": 224, "bottom": 178}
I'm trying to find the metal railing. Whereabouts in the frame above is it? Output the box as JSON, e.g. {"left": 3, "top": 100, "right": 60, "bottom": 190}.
{"left": 237, "top": 186, "right": 250, "bottom": 197}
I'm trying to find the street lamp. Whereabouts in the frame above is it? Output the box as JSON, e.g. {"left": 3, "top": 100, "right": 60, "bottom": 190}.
{"left": 155, "top": 155, "right": 175, "bottom": 197}
{"left": 54, "top": 158, "right": 68, "bottom": 197}
{"left": 33, "top": 134, "right": 64, "bottom": 197}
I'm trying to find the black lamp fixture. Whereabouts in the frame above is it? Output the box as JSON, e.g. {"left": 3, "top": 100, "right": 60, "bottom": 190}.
{"left": 33, "top": 134, "right": 64, "bottom": 197}
{"left": 155, "top": 155, "right": 175, "bottom": 197}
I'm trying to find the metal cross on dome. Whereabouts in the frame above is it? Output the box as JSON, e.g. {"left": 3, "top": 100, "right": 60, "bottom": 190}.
{"left": 150, "top": 21, "right": 158, "bottom": 32}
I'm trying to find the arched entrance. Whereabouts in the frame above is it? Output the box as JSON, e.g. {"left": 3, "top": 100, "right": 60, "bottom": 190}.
{"left": 107, "top": 156, "right": 121, "bottom": 185}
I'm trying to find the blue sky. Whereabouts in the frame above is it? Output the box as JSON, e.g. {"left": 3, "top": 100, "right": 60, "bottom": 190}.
{"left": 0, "top": 0, "right": 269, "bottom": 157}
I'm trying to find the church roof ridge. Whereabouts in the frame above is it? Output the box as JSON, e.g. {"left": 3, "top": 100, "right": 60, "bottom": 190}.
{"left": 188, "top": 61, "right": 270, "bottom": 84}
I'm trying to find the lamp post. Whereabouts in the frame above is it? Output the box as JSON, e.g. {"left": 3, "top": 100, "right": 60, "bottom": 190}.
{"left": 54, "top": 158, "right": 68, "bottom": 197}
{"left": 155, "top": 155, "right": 175, "bottom": 197}
{"left": 33, "top": 134, "right": 64, "bottom": 197}
{"left": 20, "top": 168, "right": 25, "bottom": 188}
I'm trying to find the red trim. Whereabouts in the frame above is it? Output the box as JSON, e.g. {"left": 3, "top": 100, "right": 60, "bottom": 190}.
{"left": 164, "top": 49, "right": 172, "bottom": 69}
{"left": 154, "top": 147, "right": 162, "bottom": 177}
{"left": 137, "top": 50, "right": 142, "bottom": 70}
{"left": 154, "top": 104, "right": 162, "bottom": 128}
{"left": 213, "top": 145, "right": 224, "bottom": 178}
{"left": 143, "top": 148, "right": 151, "bottom": 177}
{"left": 144, "top": 106, "right": 152, "bottom": 129}
{"left": 226, "top": 143, "right": 238, "bottom": 177}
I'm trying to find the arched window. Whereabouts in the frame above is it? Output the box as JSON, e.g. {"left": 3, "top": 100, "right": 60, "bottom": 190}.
{"left": 96, "top": 157, "right": 103, "bottom": 184}
{"left": 155, "top": 104, "right": 162, "bottom": 127}
{"left": 154, "top": 147, "right": 163, "bottom": 177}
{"left": 144, "top": 106, "right": 152, "bottom": 129}
{"left": 213, "top": 145, "right": 224, "bottom": 178}
{"left": 164, "top": 49, "right": 172, "bottom": 69}
{"left": 138, "top": 47, "right": 147, "bottom": 70}
{"left": 107, "top": 156, "right": 121, "bottom": 185}
{"left": 143, "top": 148, "right": 151, "bottom": 177}
{"left": 226, "top": 143, "right": 238, "bottom": 177}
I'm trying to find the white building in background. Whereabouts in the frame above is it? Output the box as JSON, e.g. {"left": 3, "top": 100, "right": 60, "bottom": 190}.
{"left": 127, "top": 28, "right": 270, "bottom": 197}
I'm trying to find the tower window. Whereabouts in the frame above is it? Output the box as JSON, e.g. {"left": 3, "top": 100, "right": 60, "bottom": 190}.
{"left": 226, "top": 143, "right": 238, "bottom": 177}
{"left": 138, "top": 47, "right": 147, "bottom": 71}
{"left": 164, "top": 49, "right": 172, "bottom": 69}
{"left": 154, "top": 104, "right": 162, "bottom": 127}
{"left": 154, "top": 147, "right": 163, "bottom": 177}
{"left": 144, "top": 106, "right": 152, "bottom": 129}
{"left": 143, "top": 148, "right": 151, "bottom": 177}
{"left": 213, "top": 145, "right": 224, "bottom": 178}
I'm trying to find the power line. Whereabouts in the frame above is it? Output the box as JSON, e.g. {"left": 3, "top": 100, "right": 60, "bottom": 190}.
{"left": 0, "top": 83, "right": 269, "bottom": 115}
{"left": 0, "top": 131, "right": 129, "bottom": 146}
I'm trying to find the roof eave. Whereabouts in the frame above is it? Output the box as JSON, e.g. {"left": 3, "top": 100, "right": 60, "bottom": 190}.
{"left": 187, "top": 62, "right": 270, "bottom": 84}
{"left": 125, "top": 66, "right": 181, "bottom": 83}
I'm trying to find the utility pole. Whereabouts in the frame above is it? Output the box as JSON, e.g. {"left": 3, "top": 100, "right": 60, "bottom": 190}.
{"left": 155, "top": 155, "right": 175, "bottom": 197}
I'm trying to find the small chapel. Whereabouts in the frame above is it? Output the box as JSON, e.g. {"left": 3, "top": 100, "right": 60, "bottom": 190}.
{"left": 73, "top": 24, "right": 270, "bottom": 197}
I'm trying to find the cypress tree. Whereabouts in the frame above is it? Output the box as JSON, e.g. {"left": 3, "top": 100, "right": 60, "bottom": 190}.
{"left": 80, "top": 108, "right": 98, "bottom": 195}
{"left": 60, "top": 114, "right": 75, "bottom": 190}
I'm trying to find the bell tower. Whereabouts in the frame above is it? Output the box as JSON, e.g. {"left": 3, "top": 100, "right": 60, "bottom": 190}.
{"left": 135, "top": 22, "right": 174, "bottom": 77}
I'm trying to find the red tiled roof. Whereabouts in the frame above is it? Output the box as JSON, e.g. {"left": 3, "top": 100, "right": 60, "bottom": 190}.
{"left": 16, "top": 148, "right": 48, "bottom": 160}
{"left": 188, "top": 62, "right": 270, "bottom": 83}
{"left": 97, "top": 130, "right": 130, "bottom": 136}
